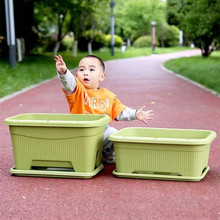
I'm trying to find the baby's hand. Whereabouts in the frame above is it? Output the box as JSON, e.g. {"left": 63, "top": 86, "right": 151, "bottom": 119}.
{"left": 136, "top": 106, "right": 154, "bottom": 125}
{"left": 54, "top": 55, "right": 67, "bottom": 75}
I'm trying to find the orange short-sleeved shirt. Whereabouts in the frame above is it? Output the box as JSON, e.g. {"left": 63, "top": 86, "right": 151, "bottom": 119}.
{"left": 63, "top": 78, "right": 126, "bottom": 120}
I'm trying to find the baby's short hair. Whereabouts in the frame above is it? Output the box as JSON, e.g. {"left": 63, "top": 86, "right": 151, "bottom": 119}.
{"left": 85, "top": 55, "right": 105, "bottom": 71}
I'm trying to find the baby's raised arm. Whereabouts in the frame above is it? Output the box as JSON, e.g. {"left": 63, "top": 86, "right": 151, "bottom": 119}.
{"left": 54, "top": 55, "right": 67, "bottom": 75}
{"left": 55, "top": 55, "right": 76, "bottom": 94}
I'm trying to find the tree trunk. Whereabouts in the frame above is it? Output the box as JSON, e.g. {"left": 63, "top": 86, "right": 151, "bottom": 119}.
{"left": 87, "top": 14, "right": 95, "bottom": 55}
{"left": 73, "top": 40, "right": 78, "bottom": 57}
{"left": 200, "top": 39, "right": 213, "bottom": 57}
{"left": 53, "top": 41, "right": 61, "bottom": 57}
{"left": 88, "top": 42, "right": 92, "bottom": 55}
{"left": 201, "top": 45, "right": 211, "bottom": 57}
{"left": 52, "top": 13, "right": 66, "bottom": 57}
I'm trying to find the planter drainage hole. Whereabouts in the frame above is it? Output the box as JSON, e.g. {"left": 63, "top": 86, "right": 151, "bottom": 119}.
{"left": 133, "top": 170, "right": 182, "bottom": 176}
{"left": 202, "top": 167, "right": 207, "bottom": 174}
{"left": 31, "top": 160, "right": 74, "bottom": 172}
{"left": 32, "top": 166, "right": 74, "bottom": 172}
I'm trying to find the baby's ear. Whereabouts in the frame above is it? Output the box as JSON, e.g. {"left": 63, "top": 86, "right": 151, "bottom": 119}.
{"left": 100, "top": 72, "right": 106, "bottom": 82}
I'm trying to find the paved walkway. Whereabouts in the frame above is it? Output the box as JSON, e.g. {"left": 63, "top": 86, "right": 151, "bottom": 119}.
{"left": 1, "top": 50, "right": 219, "bottom": 219}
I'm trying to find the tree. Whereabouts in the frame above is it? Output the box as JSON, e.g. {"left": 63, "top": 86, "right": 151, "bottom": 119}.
{"left": 167, "top": 0, "right": 220, "bottom": 57}
{"left": 115, "top": 0, "right": 166, "bottom": 41}
{"left": 185, "top": 0, "right": 220, "bottom": 56}
{"left": 157, "top": 22, "right": 179, "bottom": 47}
{"left": 68, "top": 0, "right": 88, "bottom": 57}
{"left": 166, "top": 0, "right": 192, "bottom": 27}
{"left": 34, "top": 0, "right": 108, "bottom": 56}
{"left": 69, "top": 0, "right": 96, "bottom": 56}
{"left": 69, "top": 0, "right": 109, "bottom": 56}
{"left": 34, "top": 0, "right": 75, "bottom": 56}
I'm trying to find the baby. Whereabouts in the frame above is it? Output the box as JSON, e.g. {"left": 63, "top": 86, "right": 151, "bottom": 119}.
{"left": 55, "top": 54, "right": 153, "bottom": 163}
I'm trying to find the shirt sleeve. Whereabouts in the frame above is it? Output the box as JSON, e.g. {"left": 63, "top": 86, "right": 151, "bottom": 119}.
{"left": 115, "top": 107, "right": 137, "bottom": 121}
{"left": 57, "top": 69, "right": 76, "bottom": 95}
{"left": 112, "top": 97, "right": 127, "bottom": 120}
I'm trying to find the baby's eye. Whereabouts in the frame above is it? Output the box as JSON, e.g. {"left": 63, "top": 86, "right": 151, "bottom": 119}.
{"left": 79, "top": 68, "right": 84, "bottom": 72}
{"left": 90, "top": 68, "right": 95, "bottom": 72}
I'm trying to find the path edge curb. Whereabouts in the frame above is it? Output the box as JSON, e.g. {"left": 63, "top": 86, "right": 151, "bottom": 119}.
{"left": 161, "top": 64, "right": 220, "bottom": 98}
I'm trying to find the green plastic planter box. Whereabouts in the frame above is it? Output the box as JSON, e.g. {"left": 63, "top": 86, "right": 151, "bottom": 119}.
{"left": 4, "top": 113, "right": 110, "bottom": 178}
{"left": 109, "top": 127, "right": 216, "bottom": 181}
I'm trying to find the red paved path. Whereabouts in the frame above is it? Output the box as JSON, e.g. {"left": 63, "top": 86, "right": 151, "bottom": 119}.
{"left": 1, "top": 50, "right": 219, "bottom": 219}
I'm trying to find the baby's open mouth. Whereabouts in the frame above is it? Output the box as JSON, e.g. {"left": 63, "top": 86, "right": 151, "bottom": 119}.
{"left": 84, "top": 78, "right": 89, "bottom": 82}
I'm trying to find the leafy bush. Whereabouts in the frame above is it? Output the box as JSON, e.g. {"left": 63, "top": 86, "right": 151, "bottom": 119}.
{"left": 157, "top": 22, "right": 179, "bottom": 47}
{"left": 61, "top": 36, "right": 74, "bottom": 51}
{"left": 105, "top": 35, "right": 124, "bottom": 47}
{"left": 130, "top": 31, "right": 143, "bottom": 43}
{"left": 133, "top": 36, "right": 158, "bottom": 47}
{"left": 78, "top": 31, "right": 105, "bottom": 51}
{"left": 93, "top": 32, "right": 106, "bottom": 49}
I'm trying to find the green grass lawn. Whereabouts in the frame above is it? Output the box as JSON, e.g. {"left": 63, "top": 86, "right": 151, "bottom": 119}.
{"left": 164, "top": 51, "right": 220, "bottom": 94}
{"left": 0, "top": 53, "right": 81, "bottom": 98}
{"left": 0, "top": 46, "right": 198, "bottom": 98}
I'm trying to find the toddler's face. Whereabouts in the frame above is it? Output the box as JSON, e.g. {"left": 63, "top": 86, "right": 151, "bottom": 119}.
{"left": 76, "top": 57, "right": 106, "bottom": 89}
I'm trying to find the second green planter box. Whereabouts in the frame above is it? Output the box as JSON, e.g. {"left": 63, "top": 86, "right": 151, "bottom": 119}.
{"left": 109, "top": 127, "right": 216, "bottom": 181}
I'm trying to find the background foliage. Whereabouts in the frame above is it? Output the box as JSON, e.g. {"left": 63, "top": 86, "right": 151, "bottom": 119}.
{"left": 166, "top": 0, "right": 220, "bottom": 57}
{"left": 0, "top": 0, "right": 220, "bottom": 57}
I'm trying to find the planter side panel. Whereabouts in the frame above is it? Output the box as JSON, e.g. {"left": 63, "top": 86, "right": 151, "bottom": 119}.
{"left": 114, "top": 142, "right": 210, "bottom": 177}
{"left": 10, "top": 126, "right": 104, "bottom": 172}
